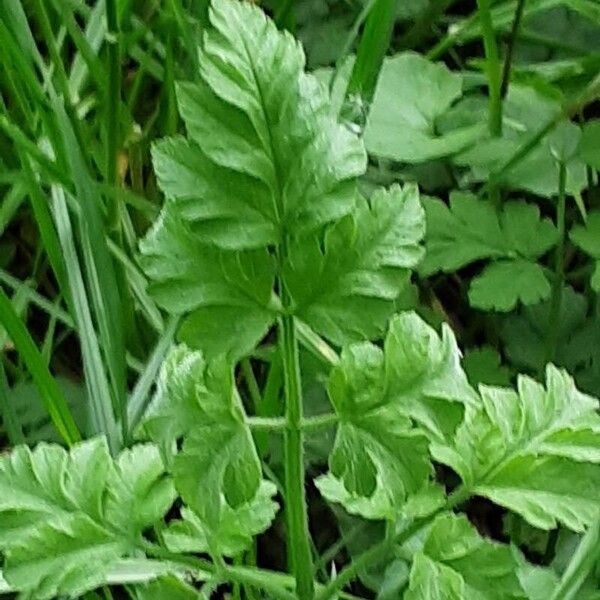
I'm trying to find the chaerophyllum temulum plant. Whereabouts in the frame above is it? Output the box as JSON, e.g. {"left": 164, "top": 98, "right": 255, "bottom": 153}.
{"left": 2, "top": 2, "right": 600, "bottom": 599}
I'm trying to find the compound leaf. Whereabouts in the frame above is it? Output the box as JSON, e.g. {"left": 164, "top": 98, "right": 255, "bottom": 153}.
{"left": 284, "top": 184, "right": 425, "bottom": 346}
{"left": 468, "top": 260, "right": 551, "bottom": 312}
{"left": 163, "top": 481, "right": 278, "bottom": 557}
{"left": 421, "top": 194, "right": 558, "bottom": 276}
{"left": 434, "top": 367, "right": 600, "bottom": 531}
{"left": 0, "top": 438, "right": 174, "bottom": 599}
{"left": 316, "top": 311, "right": 476, "bottom": 520}
{"left": 404, "top": 513, "right": 526, "bottom": 599}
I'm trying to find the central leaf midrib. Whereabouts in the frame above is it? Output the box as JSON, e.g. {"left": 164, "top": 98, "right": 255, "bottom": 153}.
{"left": 237, "top": 36, "right": 285, "bottom": 232}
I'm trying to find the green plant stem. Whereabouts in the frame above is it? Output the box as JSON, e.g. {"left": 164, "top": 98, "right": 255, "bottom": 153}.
{"left": 105, "top": 0, "right": 121, "bottom": 230}
{"left": 280, "top": 314, "right": 315, "bottom": 599}
{"left": 247, "top": 413, "right": 339, "bottom": 432}
{"left": 302, "top": 413, "right": 339, "bottom": 432}
{"left": 500, "top": 0, "right": 526, "bottom": 97}
{"left": 141, "top": 541, "right": 297, "bottom": 600}
{"left": 242, "top": 357, "right": 263, "bottom": 413}
{"left": 546, "top": 162, "right": 567, "bottom": 364}
{"left": 481, "top": 72, "right": 600, "bottom": 198}
{"left": 476, "top": 0, "right": 503, "bottom": 137}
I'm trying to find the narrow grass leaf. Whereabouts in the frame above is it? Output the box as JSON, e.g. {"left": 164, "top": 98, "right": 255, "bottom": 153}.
{"left": 0, "top": 287, "right": 80, "bottom": 445}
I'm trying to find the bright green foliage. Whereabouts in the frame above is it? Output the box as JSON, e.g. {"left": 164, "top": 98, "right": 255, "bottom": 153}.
{"left": 140, "top": 345, "right": 274, "bottom": 539}
{"left": 434, "top": 367, "right": 600, "bottom": 531}
{"left": 0, "top": 438, "right": 175, "bottom": 599}
{"left": 571, "top": 211, "right": 600, "bottom": 292}
{"left": 364, "top": 53, "right": 484, "bottom": 162}
{"left": 405, "top": 513, "right": 526, "bottom": 599}
{"left": 579, "top": 120, "right": 600, "bottom": 171}
{"left": 421, "top": 193, "right": 558, "bottom": 311}
{"left": 163, "top": 481, "right": 278, "bottom": 557}
{"left": 284, "top": 184, "right": 425, "bottom": 345}
{"left": 140, "top": 0, "right": 425, "bottom": 359}
{"left": 316, "top": 311, "right": 476, "bottom": 520}
{"left": 134, "top": 575, "right": 199, "bottom": 600}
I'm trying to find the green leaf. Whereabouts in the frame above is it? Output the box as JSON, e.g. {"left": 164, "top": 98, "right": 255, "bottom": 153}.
{"left": 570, "top": 211, "right": 600, "bottom": 258}
{"left": 501, "top": 286, "right": 588, "bottom": 374}
{"left": 455, "top": 85, "right": 587, "bottom": 198}
{"left": 420, "top": 194, "right": 558, "bottom": 276}
{"left": 144, "top": 345, "right": 261, "bottom": 520}
{"left": 316, "top": 311, "right": 476, "bottom": 520}
{"left": 434, "top": 367, "right": 600, "bottom": 531}
{"left": 143, "top": 0, "right": 440, "bottom": 358}
{"left": 284, "top": 184, "right": 425, "bottom": 345}
{"left": 468, "top": 260, "right": 551, "bottom": 312}
{"left": 404, "top": 512, "right": 527, "bottom": 599}
{"left": 163, "top": 481, "right": 278, "bottom": 557}
{"left": 462, "top": 347, "right": 512, "bottom": 387}
{"left": 578, "top": 120, "right": 600, "bottom": 171}
{"left": 139, "top": 209, "right": 276, "bottom": 360}
{"left": 133, "top": 575, "right": 200, "bottom": 600}
{"left": 0, "top": 438, "right": 175, "bottom": 599}
{"left": 404, "top": 553, "right": 465, "bottom": 600}
{"left": 139, "top": 345, "right": 276, "bottom": 544}
{"left": 138, "top": 345, "right": 221, "bottom": 446}
{"left": 364, "top": 53, "right": 484, "bottom": 163}
{"left": 173, "top": 0, "right": 366, "bottom": 239}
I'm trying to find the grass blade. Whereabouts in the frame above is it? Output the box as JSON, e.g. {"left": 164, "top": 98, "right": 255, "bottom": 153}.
{"left": 346, "top": 0, "right": 397, "bottom": 107}
{"left": 126, "top": 315, "right": 179, "bottom": 435}
{"left": 0, "top": 360, "right": 24, "bottom": 445}
{"left": 50, "top": 185, "right": 120, "bottom": 452}
{"left": 52, "top": 99, "right": 127, "bottom": 438}
{"left": 0, "top": 286, "right": 80, "bottom": 446}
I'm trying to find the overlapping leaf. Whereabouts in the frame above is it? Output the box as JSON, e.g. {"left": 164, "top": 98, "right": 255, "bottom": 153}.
{"left": 316, "top": 311, "right": 476, "bottom": 520}
{"left": 139, "top": 345, "right": 277, "bottom": 551}
{"left": 284, "top": 184, "right": 425, "bottom": 345}
{"left": 139, "top": 209, "right": 276, "bottom": 360}
{"left": 421, "top": 193, "right": 558, "bottom": 311}
{"left": 163, "top": 481, "right": 278, "bottom": 557}
{"left": 364, "top": 53, "right": 484, "bottom": 163}
{"left": 404, "top": 513, "right": 527, "bottom": 599}
{"left": 0, "top": 438, "right": 175, "bottom": 599}
{"left": 434, "top": 367, "right": 600, "bottom": 531}
{"left": 455, "top": 84, "right": 587, "bottom": 198}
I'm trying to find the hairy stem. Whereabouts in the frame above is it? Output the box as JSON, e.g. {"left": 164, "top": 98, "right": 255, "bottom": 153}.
{"left": 546, "top": 161, "right": 567, "bottom": 364}
{"left": 281, "top": 314, "right": 315, "bottom": 598}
